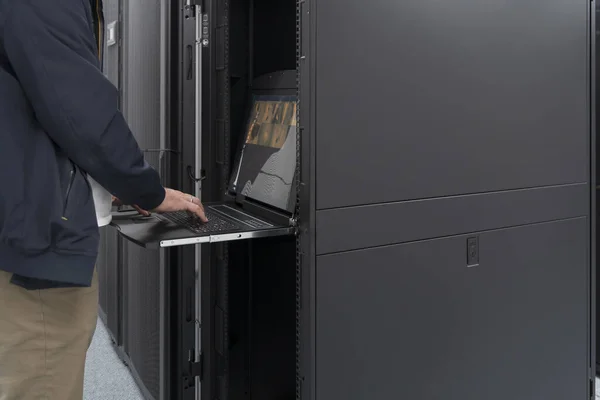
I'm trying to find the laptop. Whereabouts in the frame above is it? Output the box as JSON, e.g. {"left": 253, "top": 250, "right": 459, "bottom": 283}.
{"left": 111, "top": 70, "right": 298, "bottom": 249}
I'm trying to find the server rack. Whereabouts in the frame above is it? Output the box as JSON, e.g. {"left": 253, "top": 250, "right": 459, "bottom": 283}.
{"left": 169, "top": 2, "right": 203, "bottom": 399}
{"left": 116, "top": 1, "right": 177, "bottom": 399}
{"left": 168, "top": 1, "right": 597, "bottom": 400}
{"left": 170, "top": 0, "right": 308, "bottom": 399}
{"left": 170, "top": 2, "right": 300, "bottom": 399}
{"left": 97, "top": 226, "right": 123, "bottom": 344}
{"left": 98, "top": 1, "right": 208, "bottom": 398}
{"left": 305, "top": 1, "right": 594, "bottom": 400}
{"left": 98, "top": 0, "right": 124, "bottom": 347}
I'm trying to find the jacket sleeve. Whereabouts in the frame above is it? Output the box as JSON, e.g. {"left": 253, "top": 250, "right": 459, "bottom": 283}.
{"left": 2, "top": 0, "right": 166, "bottom": 210}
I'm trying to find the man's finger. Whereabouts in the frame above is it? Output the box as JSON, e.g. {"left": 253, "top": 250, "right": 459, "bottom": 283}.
{"left": 133, "top": 204, "right": 150, "bottom": 216}
{"left": 185, "top": 202, "right": 207, "bottom": 222}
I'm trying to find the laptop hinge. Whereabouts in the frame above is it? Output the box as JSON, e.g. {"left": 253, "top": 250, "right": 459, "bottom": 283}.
{"left": 235, "top": 192, "right": 247, "bottom": 204}
{"left": 229, "top": 194, "right": 294, "bottom": 227}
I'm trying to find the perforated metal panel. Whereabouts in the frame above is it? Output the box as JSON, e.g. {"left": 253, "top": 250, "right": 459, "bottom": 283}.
{"left": 124, "top": 248, "right": 161, "bottom": 398}
{"left": 97, "top": 227, "right": 122, "bottom": 345}
{"left": 104, "top": 226, "right": 122, "bottom": 343}
{"left": 97, "top": 0, "right": 122, "bottom": 340}
{"left": 122, "top": 0, "right": 162, "bottom": 149}
{"left": 120, "top": 1, "right": 164, "bottom": 399}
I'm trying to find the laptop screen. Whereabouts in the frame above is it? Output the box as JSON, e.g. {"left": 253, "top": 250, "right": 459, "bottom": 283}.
{"left": 229, "top": 94, "right": 298, "bottom": 213}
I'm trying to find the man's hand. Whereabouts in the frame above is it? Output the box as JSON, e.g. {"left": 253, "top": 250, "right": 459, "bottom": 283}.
{"left": 113, "top": 189, "right": 207, "bottom": 222}
{"left": 153, "top": 188, "right": 207, "bottom": 222}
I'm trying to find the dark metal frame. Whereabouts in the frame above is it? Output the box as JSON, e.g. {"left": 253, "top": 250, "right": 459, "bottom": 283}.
{"left": 169, "top": 1, "right": 199, "bottom": 399}
{"left": 593, "top": 0, "right": 599, "bottom": 381}
{"left": 173, "top": 0, "right": 302, "bottom": 399}
{"left": 169, "top": 0, "right": 232, "bottom": 398}
{"left": 296, "top": 0, "right": 315, "bottom": 398}
{"left": 192, "top": 0, "right": 309, "bottom": 398}
{"left": 590, "top": 0, "right": 597, "bottom": 392}
{"left": 198, "top": 0, "right": 232, "bottom": 397}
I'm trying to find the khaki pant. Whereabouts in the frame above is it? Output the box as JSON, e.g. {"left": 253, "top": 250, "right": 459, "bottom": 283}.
{"left": 0, "top": 269, "right": 98, "bottom": 400}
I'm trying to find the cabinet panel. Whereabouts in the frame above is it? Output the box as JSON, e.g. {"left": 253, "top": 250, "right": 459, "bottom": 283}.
{"left": 315, "top": 0, "right": 589, "bottom": 209}
{"left": 316, "top": 218, "right": 590, "bottom": 400}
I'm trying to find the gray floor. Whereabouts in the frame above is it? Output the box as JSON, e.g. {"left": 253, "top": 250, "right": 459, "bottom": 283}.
{"left": 84, "top": 317, "right": 144, "bottom": 400}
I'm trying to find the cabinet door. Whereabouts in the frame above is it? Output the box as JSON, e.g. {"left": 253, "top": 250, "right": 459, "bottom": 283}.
{"left": 315, "top": 0, "right": 589, "bottom": 210}
{"left": 120, "top": 0, "right": 165, "bottom": 398}
{"left": 316, "top": 218, "right": 590, "bottom": 400}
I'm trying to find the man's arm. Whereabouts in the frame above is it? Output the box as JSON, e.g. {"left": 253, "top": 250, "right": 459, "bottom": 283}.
{"left": 2, "top": 0, "right": 165, "bottom": 210}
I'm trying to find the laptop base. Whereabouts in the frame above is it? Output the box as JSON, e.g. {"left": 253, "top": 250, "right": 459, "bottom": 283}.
{"left": 110, "top": 201, "right": 295, "bottom": 249}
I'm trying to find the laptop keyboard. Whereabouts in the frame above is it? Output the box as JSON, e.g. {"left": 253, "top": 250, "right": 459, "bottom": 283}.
{"left": 162, "top": 210, "right": 238, "bottom": 234}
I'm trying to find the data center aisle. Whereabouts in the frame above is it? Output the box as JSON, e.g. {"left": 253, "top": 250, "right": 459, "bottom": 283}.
{"left": 83, "top": 317, "right": 144, "bottom": 400}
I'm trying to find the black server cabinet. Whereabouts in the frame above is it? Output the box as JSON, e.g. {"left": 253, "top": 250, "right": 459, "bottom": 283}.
{"left": 98, "top": 0, "right": 124, "bottom": 346}
{"left": 173, "top": 2, "right": 230, "bottom": 398}
{"left": 169, "top": 2, "right": 211, "bottom": 399}
{"left": 306, "top": 1, "right": 594, "bottom": 400}
{"left": 118, "top": 1, "right": 176, "bottom": 399}
{"left": 96, "top": 1, "right": 191, "bottom": 399}
{"left": 172, "top": 0, "right": 299, "bottom": 399}
{"left": 173, "top": 0, "right": 596, "bottom": 400}
{"left": 97, "top": 225, "right": 123, "bottom": 344}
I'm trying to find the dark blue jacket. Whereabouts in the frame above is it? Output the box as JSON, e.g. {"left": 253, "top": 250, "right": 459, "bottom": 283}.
{"left": 0, "top": 0, "right": 166, "bottom": 286}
